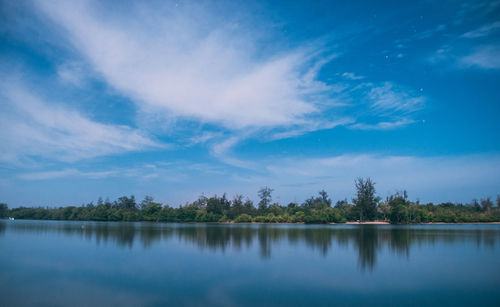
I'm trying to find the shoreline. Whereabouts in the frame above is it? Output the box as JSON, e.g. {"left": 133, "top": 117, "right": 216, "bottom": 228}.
{"left": 4, "top": 219, "right": 500, "bottom": 225}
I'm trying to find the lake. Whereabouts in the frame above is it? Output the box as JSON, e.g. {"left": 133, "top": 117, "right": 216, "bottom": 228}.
{"left": 0, "top": 220, "right": 499, "bottom": 306}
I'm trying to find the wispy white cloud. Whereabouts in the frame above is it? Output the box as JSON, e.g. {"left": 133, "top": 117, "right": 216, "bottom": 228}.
{"left": 13, "top": 0, "right": 427, "bottom": 169}
{"left": 268, "top": 118, "right": 354, "bottom": 140}
{"left": 349, "top": 119, "right": 416, "bottom": 130}
{"left": 367, "top": 82, "right": 424, "bottom": 115}
{"left": 56, "top": 61, "right": 88, "bottom": 87}
{"left": 0, "top": 83, "right": 163, "bottom": 164}
{"left": 188, "top": 132, "right": 223, "bottom": 146}
{"left": 462, "top": 21, "right": 500, "bottom": 38}
{"left": 341, "top": 72, "right": 364, "bottom": 80}
{"left": 18, "top": 168, "right": 116, "bottom": 180}
{"left": 460, "top": 45, "right": 500, "bottom": 69}
{"left": 426, "top": 44, "right": 454, "bottom": 66}
{"left": 35, "top": 0, "right": 336, "bottom": 130}
{"left": 414, "top": 24, "right": 447, "bottom": 40}
{"left": 17, "top": 162, "right": 176, "bottom": 181}
{"left": 17, "top": 161, "right": 220, "bottom": 183}
{"left": 428, "top": 17, "right": 500, "bottom": 70}
{"left": 209, "top": 135, "right": 256, "bottom": 169}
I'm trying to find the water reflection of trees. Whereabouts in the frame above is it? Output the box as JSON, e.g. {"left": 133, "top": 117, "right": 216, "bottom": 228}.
{"left": 2, "top": 221, "right": 499, "bottom": 270}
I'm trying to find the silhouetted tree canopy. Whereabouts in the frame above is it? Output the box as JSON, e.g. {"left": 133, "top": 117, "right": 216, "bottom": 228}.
{"left": 3, "top": 180, "right": 500, "bottom": 224}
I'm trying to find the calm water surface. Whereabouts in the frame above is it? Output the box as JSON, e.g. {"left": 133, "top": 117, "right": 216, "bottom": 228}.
{"left": 0, "top": 220, "right": 499, "bottom": 306}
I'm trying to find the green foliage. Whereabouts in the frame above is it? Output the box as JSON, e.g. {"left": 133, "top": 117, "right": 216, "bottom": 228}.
{"left": 353, "top": 178, "right": 380, "bottom": 222}
{"left": 218, "top": 215, "right": 229, "bottom": 223}
{"left": 3, "top": 185, "right": 500, "bottom": 224}
{"left": 253, "top": 215, "right": 266, "bottom": 223}
{"left": 141, "top": 201, "right": 162, "bottom": 221}
{"left": 303, "top": 190, "right": 332, "bottom": 210}
{"left": 228, "top": 195, "right": 244, "bottom": 219}
{"left": 268, "top": 203, "right": 283, "bottom": 216}
{"left": 257, "top": 187, "right": 273, "bottom": 213}
{"left": 291, "top": 211, "right": 306, "bottom": 223}
{"left": 115, "top": 196, "right": 137, "bottom": 211}
{"left": 0, "top": 203, "right": 8, "bottom": 218}
{"left": 276, "top": 214, "right": 291, "bottom": 223}
{"left": 388, "top": 193, "right": 409, "bottom": 224}
{"left": 207, "top": 194, "right": 230, "bottom": 216}
{"left": 235, "top": 214, "right": 253, "bottom": 223}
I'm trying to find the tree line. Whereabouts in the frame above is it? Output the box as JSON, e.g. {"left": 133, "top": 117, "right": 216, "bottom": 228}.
{"left": 1, "top": 178, "right": 499, "bottom": 224}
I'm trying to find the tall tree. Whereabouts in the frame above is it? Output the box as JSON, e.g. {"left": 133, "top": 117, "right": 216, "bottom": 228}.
{"left": 258, "top": 187, "right": 273, "bottom": 212}
{"left": 0, "top": 203, "right": 7, "bottom": 218}
{"left": 243, "top": 198, "right": 256, "bottom": 216}
{"left": 229, "top": 194, "right": 244, "bottom": 219}
{"left": 115, "top": 195, "right": 137, "bottom": 210}
{"left": 319, "top": 190, "right": 332, "bottom": 207}
{"left": 192, "top": 195, "right": 208, "bottom": 210}
{"left": 140, "top": 196, "right": 155, "bottom": 209}
{"left": 377, "top": 202, "right": 391, "bottom": 221}
{"left": 480, "top": 197, "right": 493, "bottom": 212}
{"left": 352, "top": 178, "right": 379, "bottom": 222}
{"left": 387, "top": 192, "right": 409, "bottom": 224}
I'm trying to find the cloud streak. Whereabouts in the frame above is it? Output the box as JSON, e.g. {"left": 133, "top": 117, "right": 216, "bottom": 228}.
{"left": 460, "top": 45, "right": 500, "bottom": 69}
{"left": 18, "top": 168, "right": 116, "bottom": 180}
{"left": 0, "top": 84, "right": 162, "bottom": 164}
{"left": 23, "top": 0, "right": 429, "bottom": 166}
{"left": 349, "top": 119, "right": 416, "bottom": 131}
{"left": 35, "top": 0, "right": 336, "bottom": 130}
{"left": 461, "top": 21, "right": 500, "bottom": 38}
{"left": 367, "top": 82, "right": 424, "bottom": 115}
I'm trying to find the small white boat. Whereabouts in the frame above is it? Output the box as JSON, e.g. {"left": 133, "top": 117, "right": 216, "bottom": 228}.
{"left": 8, "top": 217, "right": 14, "bottom": 221}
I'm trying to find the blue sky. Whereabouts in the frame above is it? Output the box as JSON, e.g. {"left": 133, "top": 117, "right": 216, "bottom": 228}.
{"left": 1, "top": 0, "right": 499, "bottom": 207}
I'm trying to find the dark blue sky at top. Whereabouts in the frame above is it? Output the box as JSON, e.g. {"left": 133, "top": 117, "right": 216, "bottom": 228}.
{"left": 0, "top": 0, "right": 499, "bottom": 206}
